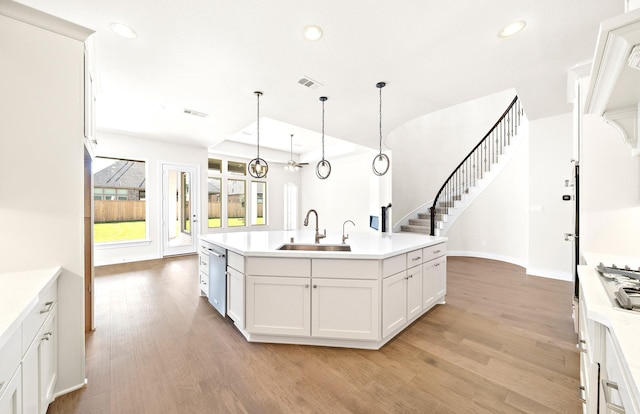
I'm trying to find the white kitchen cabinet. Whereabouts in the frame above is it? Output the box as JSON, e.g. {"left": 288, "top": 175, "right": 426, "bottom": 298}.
{"left": 0, "top": 328, "right": 22, "bottom": 414}
{"left": 382, "top": 271, "right": 408, "bottom": 337}
{"left": 246, "top": 276, "right": 311, "bottom": 336}
{"left": 407, "top": 265, "right": 423, "bottom": 320}
{"left": 422, "top": 256, "right": 446, "bottom": 310}
{"left": 312, "top": 278, "right": 379, "bottom": 340}
{"left": 599, "top": 328, "right": 639, "bottom": 414}
{"left": 198, "top": 243, "right": 209, "bottom": 297}
{"left": 227, "top": 266, "right": 244, "bottom": 328}
{"left": 0, "top": 369, "right": 22, "bottom": 414}
{"left": 23, "top": 305, "right": 57, "bottom": 414}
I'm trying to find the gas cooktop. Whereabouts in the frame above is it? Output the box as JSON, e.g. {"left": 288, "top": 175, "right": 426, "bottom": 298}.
{"left": 596, "top": 263, "right": 640, "bottom": 312}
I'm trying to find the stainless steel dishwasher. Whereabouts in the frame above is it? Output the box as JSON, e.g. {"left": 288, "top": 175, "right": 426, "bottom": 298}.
{"left": 205, "top": 243, "right": 227, "bottom": 316}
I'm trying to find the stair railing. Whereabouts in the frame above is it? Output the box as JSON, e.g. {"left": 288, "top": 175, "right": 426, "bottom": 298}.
{"left": 429, "top": 96, "right": 522, "bottom": 236}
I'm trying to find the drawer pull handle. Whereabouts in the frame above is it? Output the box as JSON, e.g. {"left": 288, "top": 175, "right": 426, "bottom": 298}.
{"left": 40, "top": 301, "right": 54, "bottom": 314}
{"left": 0, "top": 381, "right": 4, "bottom": 392}
{"left": 313, "top": 285, "right": 318, "bottom": 289}
{"left": 576, "top": 339, "right": 587, "bottom": 353}
{"left": 601, "top": 379, "right": 626, "bottom": 413}
{"left": 433, "top": 250, "right": 441, "bottom": 254}
{"left": 412, "top": 257, "right": 421, "bottom": 261}
{"left": 577, "top": 385, "right": 586, "bottom": 403}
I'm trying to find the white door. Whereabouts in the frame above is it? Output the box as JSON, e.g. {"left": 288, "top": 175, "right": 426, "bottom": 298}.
{"left": 162, "top": 163, "right": 199, "bottom": 256}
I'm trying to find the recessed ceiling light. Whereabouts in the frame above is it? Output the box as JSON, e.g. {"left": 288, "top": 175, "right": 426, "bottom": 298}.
{"left": 303, "top": 25, "right": 323, "bottom": 41}
{"left": 110, "top": 22, "right": 138, "bottom": 39}
{"left": 498, "top": 20, "right": 526, "bottom": 38}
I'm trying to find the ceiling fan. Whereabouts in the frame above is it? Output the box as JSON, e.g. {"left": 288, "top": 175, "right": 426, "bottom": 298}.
{"left": 285, "top": 134, "right": 308, "bottom": 171}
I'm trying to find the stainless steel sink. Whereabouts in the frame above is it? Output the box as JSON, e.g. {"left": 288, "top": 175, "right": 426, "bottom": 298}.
{"left": 277, "top": 243, "right": 351, "bottom": 252}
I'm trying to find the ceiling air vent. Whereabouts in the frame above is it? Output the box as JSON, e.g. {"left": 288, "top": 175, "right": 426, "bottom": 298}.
{"left": 298, "top": 76, "right": 323, "bottom": 90}
{"left": 183, "top": 108, "right": 209, "bottom": 117}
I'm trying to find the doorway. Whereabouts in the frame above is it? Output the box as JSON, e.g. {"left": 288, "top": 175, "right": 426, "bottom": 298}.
{"left": 162, "top": 163, "right": 199, "bottom": 256}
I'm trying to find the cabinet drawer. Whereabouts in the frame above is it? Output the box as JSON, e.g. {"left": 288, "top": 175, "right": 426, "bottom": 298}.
{"left": 407, "top": 249, "right": 423, "bottom": 267}
{"left": 199, "top": 253, "right": 209, "bottom": 275}
{"left": 227, "top": 251, "right": 244, "bottom": 273}
{"left": 312, "top": 259, "right": 379, "bottom": 280}
{"left": 246, "top": 258, "right": 310, "bottom": 277}
{"left": 0, "top": 327, "right": 20, "bottom": 398}
{"left": 22, "top": 279, "right": 58, "bottom": 354}
{"left": 423, "top": 243, "right": 446, "bottom": 262}
{"left": 383, "top": 254, "right": 406, "bottom": 278}
{"left": 199, "top": 272, "right": 209, "bottom": 297}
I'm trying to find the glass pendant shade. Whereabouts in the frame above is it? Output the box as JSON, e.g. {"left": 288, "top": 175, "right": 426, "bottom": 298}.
{"left": 372, "top": 81, "right": 390, "bottom": 176}
{"left": 248, "top": 91, "right": 269, "bottom": 179}
{"left": 316, "top": 96, "right": 331, "bottom": 179}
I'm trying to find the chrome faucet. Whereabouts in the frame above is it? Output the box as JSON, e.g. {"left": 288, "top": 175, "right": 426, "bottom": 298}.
{"left": 342, "top": 220, "right": 355, "bottom": 244}
{"left": 304, "top": 209, "right": 326, "bottom": 243}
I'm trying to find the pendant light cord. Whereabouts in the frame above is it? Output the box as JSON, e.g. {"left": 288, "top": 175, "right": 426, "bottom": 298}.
{"left": 378, "top": 85, "right": 383, "bottom": 154}
{"left": 256, "top": 91, "right": 261, "bottom": 159}
{"left": 321, "top": 98, "right": 326, "bottom": 161}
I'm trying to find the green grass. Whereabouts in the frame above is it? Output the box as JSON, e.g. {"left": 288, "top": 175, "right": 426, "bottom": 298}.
{"left": 95, "top": 217, "right": 266, "bottom": 242}
{"left": 94, "top": 221, "right": 146, "bottom": 243}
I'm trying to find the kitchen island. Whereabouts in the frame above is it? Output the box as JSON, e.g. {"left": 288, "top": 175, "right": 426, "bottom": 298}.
{"left": 199, "top": 230, "right": 447, "bottom": 349}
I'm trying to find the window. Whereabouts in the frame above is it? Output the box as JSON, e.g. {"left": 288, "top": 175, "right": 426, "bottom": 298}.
{"left": 93, "top": 157, "right": 146, "bottom": 243}
{"left": 228, "top": 160, "right": 246, "bottom": 175}
{"left": 251, "top": 181, "right": 266, "bottom": 225}
{"left": 207, "top": 177, "right": 222, "bottom": 228}
{"left": 227, "top": 179, "right": 246, "bottom": 226}
{"left": 207, "top": 156, "right": 269, "bottom": 229}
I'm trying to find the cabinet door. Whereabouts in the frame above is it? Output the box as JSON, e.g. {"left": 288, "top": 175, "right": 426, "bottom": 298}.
{"left": 407, "top": 265, "right": 423, "bottom": 321}
{"left": 382, "top": 271, "right": 408, "bottom": 338}
{"left": 246, "top": 276, "right": 310, "bottom": 336}
{"left": 227, "top": 267, "right": 244, "bottom": 328}
{"left": 40, "top": 310, "right": 57, "bottom": 413}
{"left": 0, "top": 369, "right": 21, "bottom": 414}
{"left": 423, "top": 256, "right": 446, "bottom": 310}
{"left": 311, "top": 278, "right": 379, "bottom": 340}
{"left": 22, "top": 332, "right": 40, "bottom": 414}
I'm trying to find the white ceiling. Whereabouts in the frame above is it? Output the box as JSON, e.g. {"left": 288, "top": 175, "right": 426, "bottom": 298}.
{"left": 16, "top": 0, "right": 623, "bottom": 159}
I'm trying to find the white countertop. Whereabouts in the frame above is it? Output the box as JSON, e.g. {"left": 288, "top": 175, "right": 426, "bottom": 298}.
{"left": 580, "top": 252, "right": 640, "bottom": 406}
{"left": 201, "top": 230, "right": 447, "bottom": 259}
{"left": 0, "top": 267, "right": 61, "bottom": 350}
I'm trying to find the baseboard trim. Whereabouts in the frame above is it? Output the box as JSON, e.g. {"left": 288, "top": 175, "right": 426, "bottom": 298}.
{"left": 447, "top": 250, "right": 527, "bottom": 269}
{"left": 525, "top": 267, "right": 573, "bottom": 282}
{"left": 448, "top": 251, "right": 573, "bottom": 282}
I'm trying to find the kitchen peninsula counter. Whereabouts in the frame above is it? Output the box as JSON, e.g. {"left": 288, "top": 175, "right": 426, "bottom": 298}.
{"left": 199, "top": 230, "right": 447, "bottom": 349}
{"left": 200, "top": 230, "right": 446, "bottom": 259}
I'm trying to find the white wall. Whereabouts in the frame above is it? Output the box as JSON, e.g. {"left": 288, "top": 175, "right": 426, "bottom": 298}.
{"left": 0, "top": 11, "right": 89, "bottom": 394}
{"left": 445, "top": 130, "right": 529, "bottom": 266}
{"left": 299, "top": 150, "right": 389, "bottom": 240}
{"left": 527, "top": 113, "right": 574, "bottom": 280}
{"left": 580, "top": 113, "right": 640, "bottom": 257}
{"left": 94, "top": 132, "right": 208, "bottom": 265}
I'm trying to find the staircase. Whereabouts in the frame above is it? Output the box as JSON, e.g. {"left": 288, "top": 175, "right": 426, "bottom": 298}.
{"left": 400, "top": 96, "right": 524, "bottom": 236}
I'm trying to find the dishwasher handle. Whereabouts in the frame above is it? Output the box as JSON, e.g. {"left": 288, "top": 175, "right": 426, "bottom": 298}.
{"left": 207, "top": 248, "right": 225, "bottom": 258}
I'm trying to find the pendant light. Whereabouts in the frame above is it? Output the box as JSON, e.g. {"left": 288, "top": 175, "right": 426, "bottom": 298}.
{"left": 316, "top": 96, "right": 331, "bottom": 179}
{"left": 248, "top": 91, "right": 269, "bottom": 178}
{"left": 372, "top": 82, "right": 390, "bottom": 176}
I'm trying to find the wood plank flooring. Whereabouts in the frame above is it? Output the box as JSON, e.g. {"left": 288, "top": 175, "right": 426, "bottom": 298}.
{"left": 48, "top": 256, "right": 581, "bottom": 414}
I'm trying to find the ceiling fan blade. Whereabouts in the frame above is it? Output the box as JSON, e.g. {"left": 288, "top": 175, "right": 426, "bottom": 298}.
{"left": 298, "top": 162, "right": 309, "bottom": 166}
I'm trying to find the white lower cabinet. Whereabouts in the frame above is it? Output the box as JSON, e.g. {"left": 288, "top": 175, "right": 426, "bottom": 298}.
{"left": 226, "top": 266, "right": 244, "bottom": 328}
{"left": 0, "top": 369, "right": 22, "bottom": 414}
{"left": 246, "top": 276, "right": 311, "bottom": 336}
{"left": 22, "top": 305, "right": 57, "bottom": 414}
{"left": 407, "top": 265, "right": 423, "bottom": 320}
{"left": 599, "top": 328, "right": 638, "bottom": 414}
{"left": 382, "top": 271, "right": 408, "bottom": 337}
{"left": 422, "top": 256, "right": 446, "bottom": 310}
{"left": 312, "top": 278, "right": 379, "bottom": 340}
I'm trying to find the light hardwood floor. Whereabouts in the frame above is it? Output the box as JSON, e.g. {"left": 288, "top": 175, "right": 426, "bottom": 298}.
{"left": 48, "top": 255, "right": 581, "bottom": 414}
